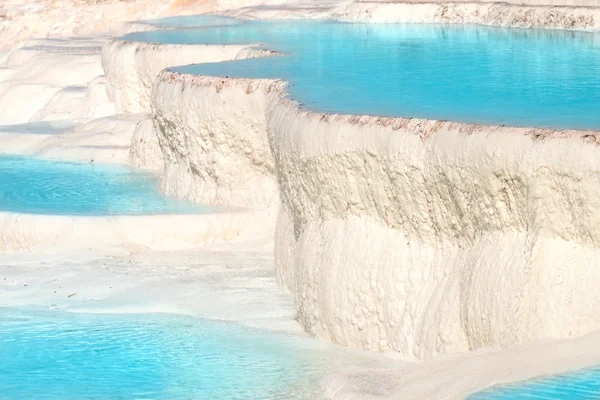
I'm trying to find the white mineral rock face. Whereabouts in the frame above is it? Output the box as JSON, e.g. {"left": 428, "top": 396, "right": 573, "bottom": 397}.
{"left": 0, "top": 36, "right": 136, "bottom": 165}
{"left": 4, "top": 0, "right": 600, "bottom": 384}
{"left": 105, "top": 42, "right": 281, "bottom": 172}
{"left": 268, "top": 98, "right": 600, "bottom": 358}
{"left": 151, "top": 72, "right": 280, "bottom": 208}
{"left": 340, "top": 1, "right": 600, "bottom": 30}
{"left": 0, "top": 0, "right": 173, "bottom": 49}
{"left": 130, "top": 115, "right": 165, "bottom": 171}
{"left": 0, "top": 38, "right": 104, "bottom": 124}
{"left": 31, "top": 76, "right": 115, "bottom": 122}
{"left": 0, "top": 210, "right": 273, "bottom": 252}
{"left": 102, "top": 40, "right": 258, "bottom": 114}
{"left": 152, "top": 69, "right": 600, "bottom": 360}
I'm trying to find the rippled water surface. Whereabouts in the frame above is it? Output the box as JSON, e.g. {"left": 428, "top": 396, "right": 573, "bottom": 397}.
{"left": 0, "top": 155, "right": 206, "bottom": 215}
{"left": 125, "top": 21, "right": 600, "bottom": 130}
{"left": 0, "top": 308, "right": 370, "bottom": 400}
{"left": 469, "top": 367, "right": 600, "bottom": 399}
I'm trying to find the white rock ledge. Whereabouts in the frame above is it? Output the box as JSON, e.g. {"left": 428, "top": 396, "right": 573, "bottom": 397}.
{"left": 130, "top": 115, "right": 164, "bottom": 171}
{"left": 104, "top": 39, "right": 281, "bottom": 173}
{"left": 0, "top": 210, "right": 272, "bottom": 252}
{"left": 340, "top": 1, "right": 600, "bottom": 31}
{"left": 150, "top": 65, "right": 600, "bottom": 360}
{"left": 270, "top": 97, "right": 600, "bottom": 359}
{"left": 152, "top": 71, "right": 282, "bottom": 208}
{"left": 102, "top": 40, "right": 264, "bottom": 114}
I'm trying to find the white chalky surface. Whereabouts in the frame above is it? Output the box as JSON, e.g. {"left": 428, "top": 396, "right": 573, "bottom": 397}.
{"left": 3, "top": 0, "right": 600, "bottom": 399}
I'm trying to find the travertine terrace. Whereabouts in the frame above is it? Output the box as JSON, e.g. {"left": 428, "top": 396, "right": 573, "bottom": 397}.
{"left": 150, "top": 70, "right": 600, "bottom": 359}
{"left": 4, "top": 0, "right": 600, "bottom": 398}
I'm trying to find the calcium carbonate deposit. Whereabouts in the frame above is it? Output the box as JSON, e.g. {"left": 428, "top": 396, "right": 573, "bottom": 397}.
{"left": 122, "top": 20, "right": 600, "bottom": 361}
{"left": 4, "top": 0, "right": 600, "bottom": 399}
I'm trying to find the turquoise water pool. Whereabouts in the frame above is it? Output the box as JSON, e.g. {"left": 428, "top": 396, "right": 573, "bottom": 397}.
{"left": 469, "top": 367, "right": 600, "bottom": 399}
{"left": 0, "top": 155, "right": 206, "bottom": 215}
{"left": 125, "top": 21, "right": 600, "bottom": 130}
{"left": 0, "top": 308, "right": 368, "bottom": 399}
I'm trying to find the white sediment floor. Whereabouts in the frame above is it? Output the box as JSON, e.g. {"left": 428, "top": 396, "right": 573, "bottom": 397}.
{"left": 3, "top": 1, "right": 600, "bottom": 399}
{"left": 1, "top": 237, "right": 297, "bottom": 332}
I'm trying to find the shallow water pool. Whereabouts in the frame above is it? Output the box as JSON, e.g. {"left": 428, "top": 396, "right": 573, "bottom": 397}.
{"left": 125, "top": 21, "right": 600, "bottom": 130}
{"left": 0, "top": 155, "right": 207, "bottom": 215}
{"left": 0, "top": 308, "right": 370, "bottom": 399}
{"left": 469, "top": 367, "right": 600, "bottom": 399}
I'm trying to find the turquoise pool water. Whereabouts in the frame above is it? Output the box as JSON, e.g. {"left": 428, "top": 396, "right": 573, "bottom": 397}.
{"left": 469, "top": 367, "right": 600, "bottom": 399}
{"left": 0, "top": 156, "right": 206, "bottom": 215}
{"left": 0, "top": 308, "right": 368, "bottom": 399}
{"left": 125, "top": 21, "right": 600, "bottom": 130}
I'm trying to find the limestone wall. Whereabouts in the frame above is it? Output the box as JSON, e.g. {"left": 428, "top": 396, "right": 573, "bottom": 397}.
{"left": 341, "top": 1, "right": 600, "bottom": 30}
{"left": 148, "top": 69, "right": 600, "bottom": 359}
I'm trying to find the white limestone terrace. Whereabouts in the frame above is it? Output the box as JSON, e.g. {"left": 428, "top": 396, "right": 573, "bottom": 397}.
{"left": 0, "top": 210, "right": 275, "bottom": 252}
{"left": 102, "top": 39, "right": 279, "bottom": 114}
{"left": 99, "top": 0, "right": 600, "bottom": 150}
{"left": 2, "top": 0, "right": 600, "bottom": 52}
{"left": 142, "top": 62, "right": 600, "bottom": 400}
{"left": 337, "top": 0, "right": 600, "bottom": 30}
{"left": 0, "top": 0, "right": 170, "bottom": 49}
{"left": 0, "top": 19, "right": 302, "bottom": 379}
{"left": 0, "top": 24, "right": 277, "bottom": 253}
{"left": 151, "top": 68, "right": 600, "bottom": 354}
{"left": 128, "top": 12, "right": 600, "bottom": 399}
{"left": 323, "top": 326, "right": 600, "bottom": 399}
{"left": 0, "top": 0, "right": 286, "bottom": 49}
{"left": 3, "top": 1, "right": 600, "bottom": 399}
{"left": 219, "top": 0, "right": 600, "bottom": 30}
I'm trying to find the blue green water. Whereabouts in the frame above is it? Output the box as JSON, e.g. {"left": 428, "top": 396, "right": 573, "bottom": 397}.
{"left": 0, "top": 308, "right": 367, "bottom": 400}
{"left": 125, "top": 21, "right": 600, "bottom": 130}
{"left": 0, "top": 155, "right": 206, "bottom": 215}
{"left": 469, "top": 367, "right": 600, "bottom": 399}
